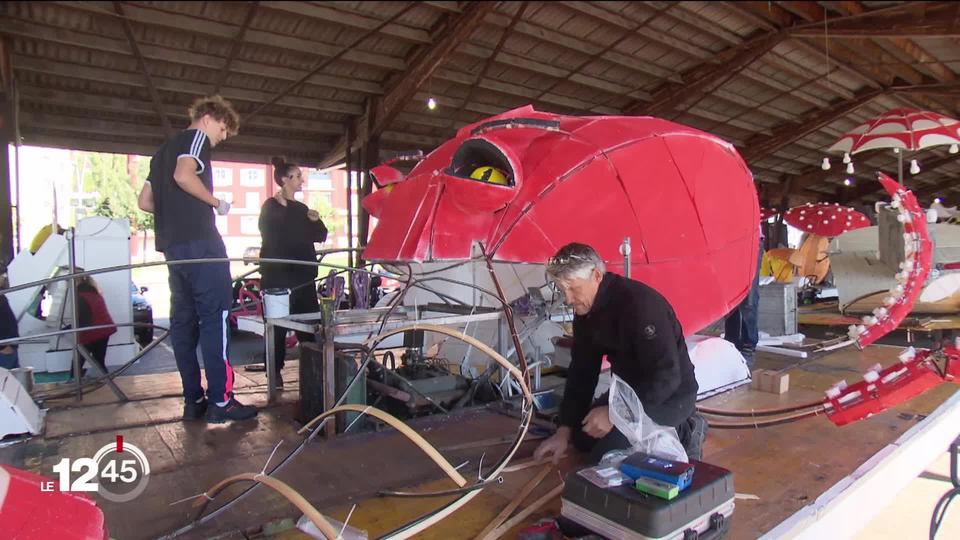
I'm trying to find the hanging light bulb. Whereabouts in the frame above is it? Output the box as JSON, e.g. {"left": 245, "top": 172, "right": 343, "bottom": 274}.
{"left": 910, "top": 159, "right": 920, "bottom": 175}
{"left": 950, "top": 144, "right": 959, "bottom": 154}
{"left": 821, "top": 157, "right": 831, "bottom": 170}
{"left": 846, "top": 162, "right": 854, "bottom": 174}
{"left": 934, "top": 197, "right": 942, "bottom": 204}
{"left": 426, "top": 97, "right": 437, "bottom": 110}
{"left": 893, "top": 147, "right": 900, "bottom": 154}
{"left": 842, "top": 152, "right": 851, "bottom": 164}
{"left": 843, "top": 178, "right": 852, "bottom": 187}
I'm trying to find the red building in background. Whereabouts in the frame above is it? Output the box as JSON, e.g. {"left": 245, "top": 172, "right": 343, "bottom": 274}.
{"left": 131, "top": 161, "right": 358, "bottom": 260}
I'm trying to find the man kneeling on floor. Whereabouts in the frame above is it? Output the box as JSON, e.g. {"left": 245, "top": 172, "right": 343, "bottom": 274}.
{"left": 534, "top": 243, "right": 706, "bottom": 464}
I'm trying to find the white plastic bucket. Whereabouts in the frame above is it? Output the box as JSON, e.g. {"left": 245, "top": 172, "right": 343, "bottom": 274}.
{"left": 263, "top": 288, "right": 291, "bottom": 319}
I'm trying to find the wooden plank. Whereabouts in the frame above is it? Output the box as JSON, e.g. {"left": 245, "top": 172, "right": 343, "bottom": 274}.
{"left": 259, "top": 1, "right": 432, "bottom": 45}
{"left": 112, "top": 1, "right": 172, "bottom": 135}
{"left": 49, "top": 1, "right": 408, "bottom": 71}
{"left": 16, "top": 85, "right": 343, "bottom": 135}
{"left": 0, "top": 16, "right": 383, "bottom": 94}
{"left": 768, "top": 390, "right": 960, "bottom": 538}
{"left": 321, "top": 2, "right": 494, "bottom": 167}
{"left": 11, "top": 54, "right": 365, "bottom": 116}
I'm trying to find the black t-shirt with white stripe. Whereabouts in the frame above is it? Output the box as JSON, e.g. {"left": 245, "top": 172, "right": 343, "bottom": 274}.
{"left": 147, "top": 129, "right": 219, "bottom": 252}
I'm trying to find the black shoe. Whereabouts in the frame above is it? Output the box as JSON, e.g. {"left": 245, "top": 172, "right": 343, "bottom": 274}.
{"left": 274, "top": 372, "right": 284, "bottom": 390}
{"left": 183, "top": 398, "right": 208, "bottom": 421}
{"left": 205, "top": 397, "right": 258, "bottom": 424}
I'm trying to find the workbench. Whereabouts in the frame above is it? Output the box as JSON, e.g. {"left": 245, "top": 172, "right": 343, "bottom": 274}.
{"left": 239, "top": 304, "right": 505, "bottom": 435}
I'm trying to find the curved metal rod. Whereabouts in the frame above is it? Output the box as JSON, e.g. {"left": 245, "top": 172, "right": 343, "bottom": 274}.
{"left": 378, "top": 477, "right": 501, "bottom": 498}
{"left": 298, "top": 405, "right": 468, "bottom": 487}
{"left": 702, "top": 406, "right": 826, "bottom": 428}
{"left": 194, "top": 473, "right": 339, "bottom": 539}
{"left": 697, "top": 399, "right": 827, "bottom": 417}
{"left": 0, "top": 321, "right": 167, "bottom": 347}
{"left": 0, "top": 256, "right": 402, "bottom": 297}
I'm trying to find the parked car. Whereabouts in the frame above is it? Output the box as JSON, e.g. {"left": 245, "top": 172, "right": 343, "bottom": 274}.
{"left": 131, "top": 282, "right": 153, "bottom": 347}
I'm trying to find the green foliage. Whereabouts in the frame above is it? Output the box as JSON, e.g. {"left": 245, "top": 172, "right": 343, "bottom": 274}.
{"left": 309, "top": 192, "right": 344, "bottom": 236}
{"left": 74, "top": 152, "right": 154, "bottom": 231}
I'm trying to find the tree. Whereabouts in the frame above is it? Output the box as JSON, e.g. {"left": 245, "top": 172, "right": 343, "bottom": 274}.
{"left": 72, "top": 152, "right": 153, "bottom": 233}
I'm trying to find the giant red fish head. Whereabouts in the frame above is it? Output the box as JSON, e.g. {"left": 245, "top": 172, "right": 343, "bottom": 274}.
{"left": 362, "top": 106, "right": 759, "bottom": 335}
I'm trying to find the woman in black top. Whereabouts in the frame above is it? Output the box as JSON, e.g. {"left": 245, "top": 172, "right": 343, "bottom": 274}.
{"left": 259, "top": 157, "right": 328, "bottom": 384}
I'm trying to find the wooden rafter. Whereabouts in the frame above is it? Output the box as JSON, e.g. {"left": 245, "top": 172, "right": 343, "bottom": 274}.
{"left": 449, "top": 2, "right": 530, "bottom": 126}
{"left": 214, "top": 1, "right": 259, "bottom": 94}
{"left": 245, "top": 2, "right": 419, "bottom": 122}
{"left": 624, "top": 30, "right": 786, "bottom": 116}
{"left": 532, "top": 3, "right": 672, "bottom": 106}
{"left": 319, "top": 1, "right": 495, "bottom": 168}
{"left": 740, "top": 88, "right": 882, "bottom": 163}
{"left": 112, "top": 1, "right": 172, "bottom": 135}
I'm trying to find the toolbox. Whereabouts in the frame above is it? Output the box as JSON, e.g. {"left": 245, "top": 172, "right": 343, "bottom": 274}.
{"left": 561, "top": 459, "right": 734, "bottom": 540}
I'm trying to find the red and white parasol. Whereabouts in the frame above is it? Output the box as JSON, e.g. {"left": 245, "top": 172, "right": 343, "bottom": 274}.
{"left": 783, "top": 202, "right": 870, "bottom": 237}
{"left": 828, "top": 108, "right": 960, "bottom": 155}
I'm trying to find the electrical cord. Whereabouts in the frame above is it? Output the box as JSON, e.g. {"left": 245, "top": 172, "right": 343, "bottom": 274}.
{"left": 930, "top": 437, "right": 960, "bottom": 539}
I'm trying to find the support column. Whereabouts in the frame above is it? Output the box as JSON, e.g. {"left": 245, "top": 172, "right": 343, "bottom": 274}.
{"left": 357, "top": 135, "right": 379, "bottom": 266}
{"left": 343, "top": 122, "right": 354, "bottom": 268}
{"left": 0, "top": 94, "right": 14, "bottom": 265}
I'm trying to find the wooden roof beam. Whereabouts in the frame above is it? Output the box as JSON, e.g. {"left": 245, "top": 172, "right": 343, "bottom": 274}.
{"left": 0, "top": 18, "right": 384, "bottom": 95}
{"left": 320, "top": 1, "right": 494, "bottom": 168}
{"left": 625, "top": 30, "right": 787, "bottom": 116}
{"left": 449, "top": 2, "right": 529, "bottom": 125}
{"left": 245, "top": 2, "right": 419, "bottom": 122}
{"left": 112, "top": 1, "right": 171, "bottom": 136}
{"left": 214, "top": 1, "right": 258, "bottom": 94}
{"left": 740, "top": 88, "right": 883, "bottom": 163}
{"left": 829, "top": 1, "right": 954, "bottom": 86}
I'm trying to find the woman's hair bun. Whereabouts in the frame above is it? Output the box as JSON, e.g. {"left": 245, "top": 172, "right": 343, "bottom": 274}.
{"left": 270, "top": 156, "right": 286, "bottom": 168}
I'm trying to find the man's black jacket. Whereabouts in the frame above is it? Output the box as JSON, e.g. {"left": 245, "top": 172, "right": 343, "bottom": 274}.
{"left": 559, "top": 272, "right": 698, "bottom": 429}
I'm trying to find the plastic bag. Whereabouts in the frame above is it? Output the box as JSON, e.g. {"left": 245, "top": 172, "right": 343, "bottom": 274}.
{"left": 608, "top": 373, "right": 689, "bottom": 463}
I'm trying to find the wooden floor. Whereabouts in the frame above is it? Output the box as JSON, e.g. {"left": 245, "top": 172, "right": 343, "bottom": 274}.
{"left": 2, "top": 344, "right": 959, "bottom": 540}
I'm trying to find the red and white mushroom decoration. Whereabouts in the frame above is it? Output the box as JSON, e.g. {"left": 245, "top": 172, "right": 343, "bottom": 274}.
{"left": 760, "top": 207, "right": 778, "bottom": 221}
{"left": 783, "top": 202, "right": 871, "bottom": 237}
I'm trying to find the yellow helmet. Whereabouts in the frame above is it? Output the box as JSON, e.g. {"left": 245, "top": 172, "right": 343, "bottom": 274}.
{"left": 469, "top": 166, "right": 509, "bottom": 186}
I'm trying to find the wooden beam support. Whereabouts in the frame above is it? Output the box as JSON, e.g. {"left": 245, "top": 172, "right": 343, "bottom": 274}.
{"left": 625, "top": 31, "right": 787, "bottom": 116}
{"left": 0, "top": 17, "right": 383, "bottom": 95}
{"left": 245, "top": 2, "right": 419, "bottom": 122}
{"left": 16, "top": 85, "right": 344, "bottom": 135}
{"left": 741, "top": 88, "right": 883, "bottom": 163}
{"left": 19, "top": 110, "right": 329, "bottom": 155}
{"left": 450, "top": 2, "right": 530, "bottom": 124}
{"left": 214, "top": 1, "right": 258, "bottom": 94}
{"left": 12, "top": 54, "right": 364, "bottom": 116}
{"left": 112, "top": 1, "right": 172, "bottom": 135}
{"left": 320, "top": 1, "right": 494, "bottom": 168}
{"left": 0, "top": 37, "right": 12, "bottom": 93}
{"left": 50, "top": 1, "right": 408, "bottom": 72}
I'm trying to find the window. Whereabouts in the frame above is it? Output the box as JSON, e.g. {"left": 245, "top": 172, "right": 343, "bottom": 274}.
{"left": 308, "top": 171, "right": 332, "bottom": 191}
{"left": 245, "top": 192, "right": 261, "bottom": 211}
{"left": 213, "top": 167, "right": 233, "bottom": 187}
{"left": 240, "top": 216, "right": 259, "bottom": 235}
{"left": 240, "top": 168, "right": 265, "bottom": 187}
{"left": 215, "top": 216, "right": 229, "bottom": 235}
{"left": 213, "top": 191, "right": 232, "bottom": 204}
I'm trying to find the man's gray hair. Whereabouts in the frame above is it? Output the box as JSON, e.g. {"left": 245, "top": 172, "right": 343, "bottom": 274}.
{"left": 546, "top": 242, "right": 605, "bottom": 280}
